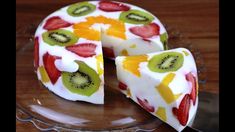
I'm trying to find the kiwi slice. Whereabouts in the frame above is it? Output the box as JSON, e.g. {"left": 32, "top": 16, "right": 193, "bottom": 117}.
{"left": 148, "top": 52, "right": 184, "bottom": 73}
{"left": 62, "top": 61, "right": 101, "bottom": 96}
{"left": 119, "top": 9, "right": 154, "bottom": 24}
{"left": 160, "top": 33, "right": 169, "bottom": 50}
{"left": 42, "top": 29, "right": 78, "bottom": 46}
{"left": 67, "top": 2, "right": 96, "bottom": 17}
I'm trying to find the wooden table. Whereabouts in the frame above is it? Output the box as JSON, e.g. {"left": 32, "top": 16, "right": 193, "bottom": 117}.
{"left": 16, "top": 0, "right": 219, "bottom": 131}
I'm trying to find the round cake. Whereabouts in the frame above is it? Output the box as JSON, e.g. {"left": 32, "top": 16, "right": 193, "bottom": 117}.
{"left": 34, "top": 0, "right": 167, "bottom": 104}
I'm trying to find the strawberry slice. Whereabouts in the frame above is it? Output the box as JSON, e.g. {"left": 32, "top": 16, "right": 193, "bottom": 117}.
{"left": 129, "top": 23, "right": 160, "bottom": 38}
{"left": 137, "top": 97, "right": 155, "bottom": 112}
{"left": 43, "top": 52, "right": 61, "bottom": 84}
{"left": 66, "top": 43, "right": 97, "bottom": 58}
{"left": 186, "top": 72, "right": 197, "bottom": 105}
{"left": 172, "top": 107, "right": 178, "bottom": 117}
{"left": 172, "top": 94, "right": 191, "bottom": 126}
{"left": 43, "top": 16, "right": 72, "bottom": 30}
{"left": 142, "top": 38, "right": 151, "bottom": 43}
{"left": 102, "top": 47, "right": 115, "bottom": 58}
{"left": 118, "top": 81, "right": 127, "bottom": 90}
{"left": 98, "top": 0, "right": 130, "bottom": 12}
{"left": 34, "top": 37, "right": 39, "bottom": 70}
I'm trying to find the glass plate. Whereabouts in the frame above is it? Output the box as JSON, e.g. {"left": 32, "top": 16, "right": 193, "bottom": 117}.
{"left": 16, "top": 24, "right": 206, "bottom": 131}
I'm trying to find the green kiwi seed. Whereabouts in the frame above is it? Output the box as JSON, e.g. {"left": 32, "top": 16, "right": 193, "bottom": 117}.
{"left": 62, "top": 61, "right": 101, "bottom": 96}
{"left": 119, "top": 9, "right": 154, "bottom": 25}
{"left": 160, "top": 32, "right": 169, "bottom": 50}
{"left": 42, "top": 29, "right": 78, "bottom": 46}
{"left": 148, "top": 52, "right": 184, "bottom": 73}
{"left": 67, "top": 2, "right": 96, "bottom": 17}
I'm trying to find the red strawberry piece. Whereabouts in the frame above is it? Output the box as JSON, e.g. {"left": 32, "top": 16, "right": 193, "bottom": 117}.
{"left": 118, "top": 81, "right": 127, "bottom": 90}
{"left": 129, "top": 23, "right": 160, "bottom": 38}
{"left": 66, "top": 43, "right": 97, "bottom": 58}
{"left": 98, "top": 0, "right": 130, "bottom": 12}
{"left": 137, "top": 97, "right": 155, "bottom": 112}
{"left": 142, "top": 38, "right": 151, "bottom": 43}
{"left": 102, "top": 47, "right": 115, "bottom": 58}
{"left": 43, "top": 16, "right": 72, "bottom": 30}
{"left": 172, "top": 94, "right": 191, "bottom": 126}
{"left": 186, "top": 72, "right": 197, "bottom": 105}
{"left": 34, "top": 37, "right": 39, "bottom": 70}
{"left": 172, "top": 107, "right": 178, "bottom": 117}
{"left": 43, "top": 52, "right": 61, "bottom": 84}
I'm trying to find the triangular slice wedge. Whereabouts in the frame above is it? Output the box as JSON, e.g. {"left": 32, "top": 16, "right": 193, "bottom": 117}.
{"left": 115, "top": 48, "right": 198, "bottom": 131}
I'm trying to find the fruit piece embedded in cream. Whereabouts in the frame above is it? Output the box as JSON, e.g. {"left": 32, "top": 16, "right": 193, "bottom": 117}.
{"left": 115, "top": 48, "right": 198, "bottom": 131}
{"left": 34, "top": 0, "right": 168, "bottom": 104}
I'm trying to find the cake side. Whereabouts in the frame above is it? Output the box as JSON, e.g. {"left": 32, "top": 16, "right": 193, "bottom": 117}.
{"left": 34, "top": 1, "right": 105, "bottom": 104}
